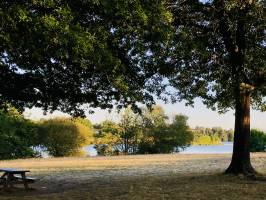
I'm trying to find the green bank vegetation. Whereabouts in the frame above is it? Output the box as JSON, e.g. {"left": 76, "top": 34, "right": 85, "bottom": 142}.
{"left": 0, "top": 106, "right": 94, "bottom": 159}
{"left": 0, "top": 107, "right": 38, "bottom": 159}
{"left": 2, "top": 105, "right": 265, "bottom": 159}
{"left": 4, "top": 105, "right": 266, "bottom": 160}
{"left": 250, "top": 129, "right": 266, "bottom": 152}
{"left": 94, "top": 106, "right": 193, "bottom": 155}
{"left": 192, "top": 127, "right": 234, "bottom": 145}
{"left": 37, "top": 117, "right": 94, "bottom": 157}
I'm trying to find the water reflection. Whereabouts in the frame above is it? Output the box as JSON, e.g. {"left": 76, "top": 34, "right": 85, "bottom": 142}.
{"left": 84, "top": 142, "right": 233, "bottom": 156}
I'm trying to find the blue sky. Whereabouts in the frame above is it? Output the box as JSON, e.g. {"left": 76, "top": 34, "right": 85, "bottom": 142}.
{"left": 24, "top": 98, "right": 266, "bottom": 131}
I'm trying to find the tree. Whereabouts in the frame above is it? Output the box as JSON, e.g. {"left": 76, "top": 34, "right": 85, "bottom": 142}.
{"left": 94, "top": 109, "right": 142, "bottom": 156}
{"left": 250, "top": 129, "right": 266, "bottom": 152}
{"left": 95, "top": 106, "right": 193, "bottom": 155}
{"left": 94, "top": 120, "right": 123, "bottom": 156}
{"left": 138, "top": 105, "right": 168, "bottom": 153}
{"left": 142, "top": 105, "right": 168, "bottom": 128}
{"left": 38, "top": 118, "right": 93, "bottom": 157}
{"left": 138, "top": 108, "right": 193, "bottom": 154}
{"left": 119, "top": 108, "right": 142, "bottom": 154}
{"left": 165, "top": 114, "right": 193, "bottom": 152}
{"left": 227, "top": 129, "right": 234, "bottom": 142}
{"left": 162, "top": 0, "right": 265, "bottom": 175}
{"left": 0, "top": 0, "right": 171, "bottom": 116}
{"left": 73, "top": 117, "right": 94, "bottom": 131}
{"left": 0, "top": 106, "right": 38, "bottom": 159}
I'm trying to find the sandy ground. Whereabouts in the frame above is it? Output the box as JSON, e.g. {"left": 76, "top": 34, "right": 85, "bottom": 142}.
{"left": 0, "top": 153, "right": 266, "bottom": 200}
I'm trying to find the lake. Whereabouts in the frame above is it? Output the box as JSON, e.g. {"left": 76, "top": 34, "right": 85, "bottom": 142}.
{"left": 179, "top": 142, "right": 233, "bottom": 154}
{"left": 84, "top": 142, "right": 233, "bottom": 156}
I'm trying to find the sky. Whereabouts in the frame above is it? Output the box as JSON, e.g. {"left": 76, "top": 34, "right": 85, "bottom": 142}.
{"left": 24, "top": 98, "right": 266, "bottom": 131}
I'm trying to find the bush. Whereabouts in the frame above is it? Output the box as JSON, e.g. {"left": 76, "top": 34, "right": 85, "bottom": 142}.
{"left": 0, "top": 107, "right": 38, "bottom": 160}
{"left": 38, "top": 118, "right": 93, "bottom": 157}
{"left": 250, "top": 129, "right": 266, "bottom": 152}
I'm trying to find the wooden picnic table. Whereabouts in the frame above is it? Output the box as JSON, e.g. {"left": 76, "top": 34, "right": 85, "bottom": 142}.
{"left": 0, "top": 168, "right": 34, "bottom": 189}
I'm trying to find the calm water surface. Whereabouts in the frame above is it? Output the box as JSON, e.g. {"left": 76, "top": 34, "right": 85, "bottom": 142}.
{"left": 84, "top": 142, "right": 233, "bottom": 156}
{"left": 179, "top": 142, "right": 233, "bottom": 154}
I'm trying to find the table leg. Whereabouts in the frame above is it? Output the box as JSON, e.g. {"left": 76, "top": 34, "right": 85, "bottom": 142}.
{"left": 7, "top": 173, "right": 13, "bottom": 188}
{"left": 1, "top": 172, "right": 7, "bottom": 188}
{"left": 3, "top": 178, "right": 7, "bottom": 188}
{"left": 1, "top": 172, "right": 7, "bottom": 179}
{"left": 21, "top": 172, "right": 29, "bottom": 190}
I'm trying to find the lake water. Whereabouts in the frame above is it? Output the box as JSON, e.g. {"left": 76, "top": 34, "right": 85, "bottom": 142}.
{"left": 179, "top": 142, "right": 233, "bottom": 154}
{"left": 84, "top": 142, "right": 233, "bottom": 156}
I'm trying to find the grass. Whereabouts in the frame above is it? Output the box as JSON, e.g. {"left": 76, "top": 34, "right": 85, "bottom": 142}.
{"left": 0, "top": 153, "right": 266, "bottom": 200}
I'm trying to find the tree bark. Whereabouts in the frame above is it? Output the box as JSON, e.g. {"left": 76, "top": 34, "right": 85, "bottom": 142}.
{"left": 225, "top": 89, "right": 256, "bottom": 175}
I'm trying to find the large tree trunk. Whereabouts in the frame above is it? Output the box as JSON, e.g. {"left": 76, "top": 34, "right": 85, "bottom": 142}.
{"left": 225, "top": 90, "right": 256, "bottom": 175}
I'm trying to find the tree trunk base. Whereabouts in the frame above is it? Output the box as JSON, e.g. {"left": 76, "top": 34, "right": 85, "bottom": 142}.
{"left": 225, "top": 162, "right": 257, "bottom": 176}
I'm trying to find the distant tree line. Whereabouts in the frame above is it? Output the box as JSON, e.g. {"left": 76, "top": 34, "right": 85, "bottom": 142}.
{"left": 0, "top": 105, "right": 265, "bottom": 159}
{"left": 192, "top": 127, "right": 234, "bottom": 145}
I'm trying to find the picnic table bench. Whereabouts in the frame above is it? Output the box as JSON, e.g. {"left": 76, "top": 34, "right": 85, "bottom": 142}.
{"left": 0, "top": 168, "right": 36, "bottom": 189}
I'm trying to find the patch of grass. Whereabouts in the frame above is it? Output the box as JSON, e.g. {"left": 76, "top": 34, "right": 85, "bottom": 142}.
{"left": 0, "top": 153, "right": 266, "bottom": 200}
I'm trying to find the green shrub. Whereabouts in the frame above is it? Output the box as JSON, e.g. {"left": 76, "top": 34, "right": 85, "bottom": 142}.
{"left": 0, "top": 107, "right": 38, "bottom": 160}
{"left": 250, "top": 129, "right": 266, "bottom": 152}
{"left": 38, "top": 118, "right": 93, "bottom": 157}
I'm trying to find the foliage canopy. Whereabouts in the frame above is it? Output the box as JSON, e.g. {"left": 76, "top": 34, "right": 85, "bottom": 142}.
{"left": 163, "top": 0, "right": 265, "bottom": 111}
{"left": 0, "top": 0, "right": 172, "bottom": 115}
